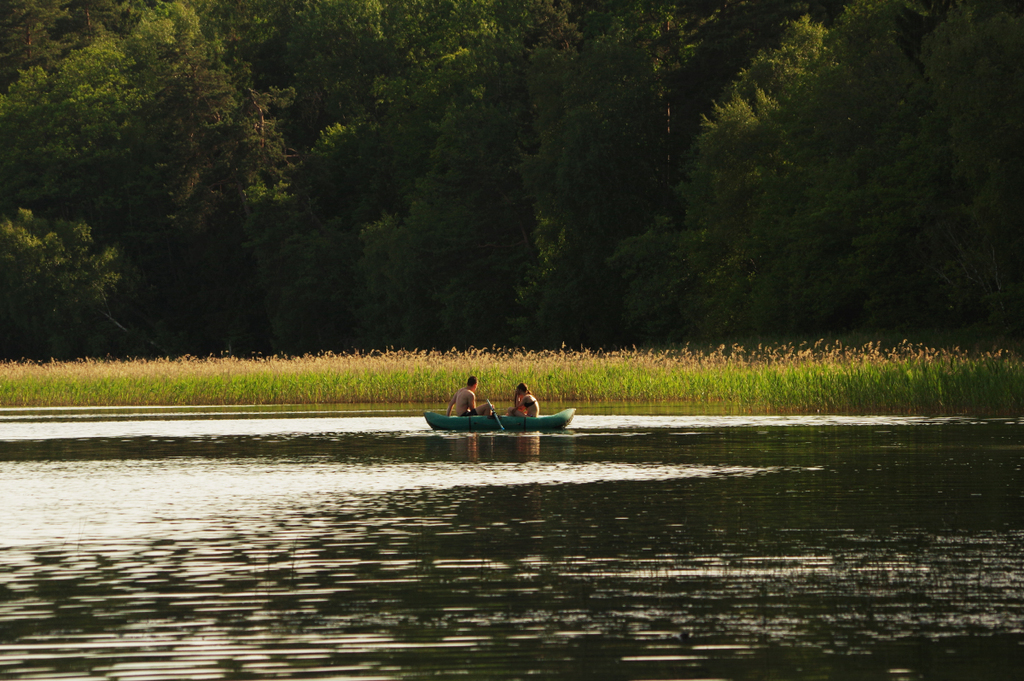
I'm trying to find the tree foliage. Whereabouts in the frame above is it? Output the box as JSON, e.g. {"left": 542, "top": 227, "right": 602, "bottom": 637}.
{"left": 1, "top": 0, "right": 1022, "bottom": 358}
{"left": 648, "top": 0, "right": 1024, "bottom": 340}
{"left": 0, "top": 209, "right": 120, "bottom": 358}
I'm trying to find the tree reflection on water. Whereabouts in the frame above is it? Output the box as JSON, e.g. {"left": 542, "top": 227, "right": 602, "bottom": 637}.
{"left": 1, "top": 414, "right": 1023, "bottom": 679}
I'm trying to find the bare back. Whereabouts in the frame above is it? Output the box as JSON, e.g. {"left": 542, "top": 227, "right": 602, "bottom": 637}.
{"left": 447, "top": 386, "right": 477, "bottom": 416}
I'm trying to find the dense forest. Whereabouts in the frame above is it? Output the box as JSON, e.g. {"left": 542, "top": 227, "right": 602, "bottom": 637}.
{"left": 1, "top": 0, "right": 1021, "bottom": 359}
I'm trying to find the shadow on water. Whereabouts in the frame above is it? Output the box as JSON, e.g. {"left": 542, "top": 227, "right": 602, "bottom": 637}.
{"left": 1, "top": 409, "right": 1024, "bottom": 679}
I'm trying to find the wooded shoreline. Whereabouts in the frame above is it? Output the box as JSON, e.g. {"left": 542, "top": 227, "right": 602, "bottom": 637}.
{"left": 2, "top": 344, "right": 1021, "bottom": 414}
{"left": 5, "top": 1, "right": 1024, "bottom": 360}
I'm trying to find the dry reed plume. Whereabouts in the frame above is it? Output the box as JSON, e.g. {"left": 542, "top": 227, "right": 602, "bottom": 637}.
{"left": 1, "top": 341, "right": 1021, "bottom": 413}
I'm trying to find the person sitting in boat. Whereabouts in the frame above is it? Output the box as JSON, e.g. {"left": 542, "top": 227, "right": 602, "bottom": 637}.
{"left": 446, "top": 376, "right": 494, "bottom": 417}
{"left": 506, "top": 383, "right": 540, "bottom": 417}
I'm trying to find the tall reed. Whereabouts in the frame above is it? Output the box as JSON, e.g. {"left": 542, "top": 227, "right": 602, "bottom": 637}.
{"left": 1, "top": 342, "right": 1021, "bottom": 413}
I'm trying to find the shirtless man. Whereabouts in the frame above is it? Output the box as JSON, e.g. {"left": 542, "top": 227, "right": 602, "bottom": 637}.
{"left": 445, "top": 376, "right": 494, "bottom": 417}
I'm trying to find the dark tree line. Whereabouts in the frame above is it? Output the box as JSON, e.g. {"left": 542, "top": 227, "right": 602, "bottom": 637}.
{"left": 0, "top": 0, "right": 1019, "bottom": 359}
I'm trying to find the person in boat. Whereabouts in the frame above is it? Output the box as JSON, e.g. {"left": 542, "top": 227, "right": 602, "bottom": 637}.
{"left": 506, "top": 382, "right": 540, "bottom": 417}
{"left": 446, "top": 375, "right": 494, "bottom": 417}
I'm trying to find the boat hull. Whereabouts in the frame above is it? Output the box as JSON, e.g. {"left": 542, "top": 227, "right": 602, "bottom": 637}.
{"left": 424, "top": 408, "right": 575, "bottom": 431}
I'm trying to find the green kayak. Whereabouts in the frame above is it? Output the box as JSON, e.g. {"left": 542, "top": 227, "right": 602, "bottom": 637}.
{"left": 424, "top": 408, "right": 576, "bottom": 431}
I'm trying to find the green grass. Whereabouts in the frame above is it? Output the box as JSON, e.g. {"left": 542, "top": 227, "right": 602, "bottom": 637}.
{"left": 1, "top": 344, "right": 1022, "bottom": 414}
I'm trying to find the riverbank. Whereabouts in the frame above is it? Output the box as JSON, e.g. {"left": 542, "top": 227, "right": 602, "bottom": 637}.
{"left": 1, "top": 343, "right": 1022, "bottom": 414}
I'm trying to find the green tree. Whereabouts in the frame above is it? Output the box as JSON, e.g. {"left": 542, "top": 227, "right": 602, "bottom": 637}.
{"left": 0, "top": 0, "right": 68, "bottom": 90}
{"left": 0, "top": 209, "right": 120, "bottom": 358}
{"left": 0, "top": 3, "right": 290, "bottom": 355}
{"left": 0, "top": 38, "right": 143, "bottom": 225}
{"left": 660, "top": 0, "right": 850, "bottom": 181}
{"left": 0, "top": 0, "right": 136, "bottom": 92}
{"left": 612, "top": 16, "right": 829, "bottom": 340}
{"left": 117, "top": 2, "right": 289, "bottom": 353}
{"left": 359, "top": 100, "right": 535, "bottom": 348}
{"left": 521, "top": 35, "right": 666, "bottom": 347}
{"left": 664, "top": 0, "right": 1024, "bottom": 340}
{"left": 924, "top": 4, "right": 1024, "bottom": 331}
{"left": 284, "top": 0, "right": 394, "bottom": 146}
{"left": 669, "top": 2, "right": 964, "bottom": 338}
{"left": 259, "top": 0, "right": 542, "bottom": 350}
{"left": 743, "top": 1, "right": 930, "bottom": 333}
{"left": 243, "top": 179, "right": 361, "bottom": 353}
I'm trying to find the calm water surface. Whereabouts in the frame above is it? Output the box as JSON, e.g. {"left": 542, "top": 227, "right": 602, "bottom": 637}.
{"left": 1, "top": 405, "right": 1023, "bottom": 680}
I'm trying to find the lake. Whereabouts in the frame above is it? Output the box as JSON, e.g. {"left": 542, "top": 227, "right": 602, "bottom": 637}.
{"left": 1, "top": 405, "right": 1023, "bottom": 680}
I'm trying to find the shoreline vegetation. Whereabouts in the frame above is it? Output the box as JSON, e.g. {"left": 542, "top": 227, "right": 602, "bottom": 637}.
{"left": 1, "top": 342, "right": 1022, "bottom": 415}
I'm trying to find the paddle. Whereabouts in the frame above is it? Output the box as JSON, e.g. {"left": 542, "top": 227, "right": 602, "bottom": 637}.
{"left": 486, "top": 399, "right": 504, "bottom": 431}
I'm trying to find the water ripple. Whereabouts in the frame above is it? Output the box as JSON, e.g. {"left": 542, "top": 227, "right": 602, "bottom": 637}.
{"left": 2, "top": 415, "right": 1023, "bottom": 680}
{"left": 0, "top": 459, "right": 769, "bottom": 547}
{"left": 0, "top": 411, "right": 990, "bottom": 441}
